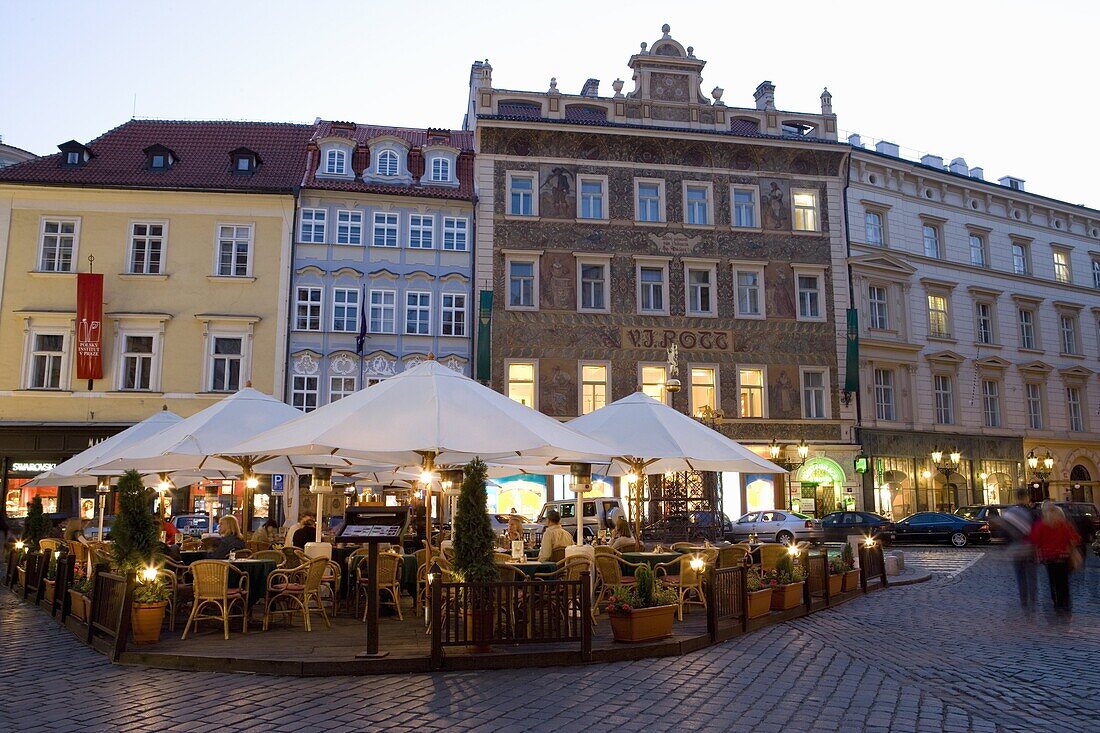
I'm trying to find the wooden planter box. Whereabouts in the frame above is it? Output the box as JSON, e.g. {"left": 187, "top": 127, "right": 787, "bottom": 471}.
{"left": 770, "top": 582, "right": 804, "bottom": 611}
{"left": 69, "top": 590, "right": 90, "bottom": 622}
{"left": 828, "top": 573, "right": 843, "bottom": 597}
{"left": 43, "top": 579, "right": 55, "bottom": 605}
{"left": 609, "top": 604, "right": 676, "bottom": 642}
{"left": 842, "top": 569, "right": 860, "bottom": 592}
{"left": 746, "top": 588, "right": 773, "bottom": 619}
{"left": 16, "top": 567, "right": 25, "bottom": 587}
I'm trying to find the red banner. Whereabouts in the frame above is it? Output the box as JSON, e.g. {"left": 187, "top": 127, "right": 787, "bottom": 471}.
{"left": 76, "top": 273, "right": 103, "bottom": 380}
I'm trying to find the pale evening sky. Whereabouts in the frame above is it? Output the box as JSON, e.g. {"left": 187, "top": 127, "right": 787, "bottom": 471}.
{"left": 2, "top": 0, "right": 1097, "bottom": 209}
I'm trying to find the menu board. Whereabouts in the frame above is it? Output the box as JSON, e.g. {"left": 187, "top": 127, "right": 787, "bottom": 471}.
{"left": 336, "top": 506, "right": 411, "bottom": 543}
{"left": 340, "top": 524, "right": 403, "bottom": 539}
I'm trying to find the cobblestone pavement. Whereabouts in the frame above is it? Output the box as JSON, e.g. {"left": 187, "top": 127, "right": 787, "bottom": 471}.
{"left": 2, "top": 547, "right": 1096, "bottom": 733}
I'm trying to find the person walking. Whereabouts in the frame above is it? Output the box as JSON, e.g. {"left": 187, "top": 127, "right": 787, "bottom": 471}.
{"left": 1030, "top": 500, "right": 1081, "bottom": 615}
{"left": 999, "top": 489, "right": 1039, "bottom": 611}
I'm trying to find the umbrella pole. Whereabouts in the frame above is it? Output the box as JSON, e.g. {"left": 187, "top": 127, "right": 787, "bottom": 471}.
{"left": 97, "top": 493, "right": 106, "bottom": 543}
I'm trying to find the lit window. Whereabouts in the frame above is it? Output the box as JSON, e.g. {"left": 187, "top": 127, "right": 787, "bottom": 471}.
{"left": 927, "top": 294, "right": 950, "bottom": 338}
{"left": 868, "top": 286, "right": 889, "bottom": 330}
{"left": 933, "top": 374, "right": 954, "bottom": 424}
{"left": 369, "top": 290, "right": 396, "bottom": 333}
{"left": 129, "top": 222, "right": 164, "bottom": 274}
{"left": 1060, "top": 314, "right": 1079, "bottom": 354}
{"left": 509, "top": 175, "right": 534, "bottom": 216}
{"left": 30, "top": 333, "right": 65, "bottom": 390}
{"left": 922, "top": 225, "right": 941, "bottom": 258}
{"left": 982, "top": 380, "right": 1001, "bottom": 428}
{"left": 430, "top": 157, "right": 450, "bottom": 182}
{"left": 1018, "top": 309, "right": 1036, "bottom": 350}
{"left": 210, "top": 337, "right": 243, "bottom": 392}
{"left": 331, "top": 288, "right": 360, "bottom": 332}
{"left": 685, "top": 185, "right": 710, "bottom": 225}
{"left": 409, "top": 215, "right": 434, "bottom": 249}
{"left": 325, "top": 149, "right": 347, "bottom": 176}
{"left": 738, "top": 369, "right": 764, "bottom": 418}
{"left": 1011, "top": 243, "right": 1030, "bottom": 275}
{"left": 442, "top": 217, "right": 468, "bottom": 251}
{"left": 508, "top": 260, "right": 536, "bottom": 308}
{"left": 735, "top": 269, "right": 762, "bottom": 317}
{"left": 295, "top": 287, "right": 322, "bottom": 331}
{"left": 66, "top": 151, "right": 81, "bottom": 165}
{"left": 377, "top": 150, "right": 399, "bottom": 177}
{"left": 975, "top": 302, "right": 995, "bottom": 344}
{"left": 873, "top": 368, "right": 895, "bottom": 421}
{"left": 404, "top": 292, "right": 431, "bottom": 336}
{"left": 216, "top": 225, "right": 252, "bottom": 277}
{"left": 330, "top": 375, "right": 356, "bottom": 403}
{"left": 1026, "top": 383, "right": 1044, "bottom": 430}
{"left": 507, "top": 362, "right": 536, "bottom": 407}
{"left": 120, "top": 335, "right": 155, "bottom": 391}
{"left": 792, "top": 190, "right": 818, "bottom": 231}
{"left": 39, "top": 219, "right": 77, "bottom": 272}
{"left": 299, "top": 209, "right": 326, "bottom": 244}
{"left": 580, "top": 364, "right": 608, "bottom": 414}
{"left": 865, "top": 211, "right": 884, "bottom": 245}
{"left": 291, "top": 375, "right": 319, "bottom": 413}
{"left": 691, "top": 367, "right": 717, "bottom": 417}
{"left": 441, "top": 293, "right": 466, "bottom": 337}
{"left": 1067, "top": 387, "right": 1084, "bottom": 432}
{"left": 687, "top": 268, "right": 713, "bottom": 316}
{"left": 372, "top": 212, "right": 398, "bottom": 247}
{"left": 797, "top": 274, "right": 821, "bottom": 320}
{"left": 802, "top": 370, "right": 826, "bottom": 419}
{"left": 579, "top": 262, "right": 607, "bottom": 311}
{"left": 732, "top": 188, "right": 757, "bottom": 228}
{"left": 579, "top": 178, "right": 605, "bottom": 220}
{"left": 1053, "top": 249, "right": 1071, "bottom": 283}
{"left": 641, "top": 365, "right": 668, "bottom": 405}
{"left": 969, "top": 234, "right": 987, "bottom": 267}
{"left": 636, "top": 181, "right": 663, "bottom": 222}
{"left": 639, "top": 266, "right": 665, "bottom": 313}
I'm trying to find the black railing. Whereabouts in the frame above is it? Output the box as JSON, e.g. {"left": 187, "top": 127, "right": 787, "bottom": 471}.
{"left": 429, "top": 572, "right": 592, "bottom": 669}
{"left": 22, "top": 551, "right": 45, "bottom": 601}
{"left": 706, "top": 565, "right": 747, "bottom": 642}
{"left": 859, "top": 544, "right": 888, "bottom": 590}
{"left": 53, "top": 553, "right": 76, "bottom": 619}
{"left": 85, "top": 564, "right": 134, "bottom": 662}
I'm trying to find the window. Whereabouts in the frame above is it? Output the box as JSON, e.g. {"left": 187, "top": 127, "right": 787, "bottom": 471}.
{"left": 216, "top": 225, "right": 252, "bottom": 277}
{"left": 330, "top": 375, "right": 356, "bottom": 403}
{"left": 377, "top": 150, "right": 399, "bottom": 177}
{"left": 873, "top": 368, "right": 895, "bottom": 421}
{"left": 442, "top": 217, "right": 468, "bottom": 251}
{"left": 210, "top": 337, "right": 243, "bottom": 392}
{"left": 369, "top": 290, "right": 396, "bottom": 333}
{"left": 577, "top": 364, "right": 608, "bottom": 415}
{"left": 638, "top": 265, "right": 666, "bottom": 314}
{"left": 579, "top": 261, "right": 608, "bottom": 312}
{"left": 429, "top": 157, "right": 450, "bottom": 182}
{"left": 969, "top": 234, "right": 987, "bottom": 267}
{"left": 1019, "top": 309, "right": 1037, "bottom": 350}
{"left": 735, "top": 267, "right": 763, "bottom": 318}
{"left": 299, "top": 209, "right": 326, "bottom": 244}
{"left": 684, "top": 184, "right": 710, "bottom": 226}
{"left": 1060, "top": 314, "right": 1079, "bottom": 354}
{"left": 372, "top": 212, "right": 398, "bottom": 247}
{"left": 120, "top": 335, "right": 154, "bottom": 391}
{"left": 508, "top": 174, "right": 535, "bottom": 216}
{"left": 738, "top": 368, "right": 764, "bottom": 418}
{"left": 933, "top": 374, "right": 954, "bottom": 424}
{"left": 66, "top": 152, "right": 81, "bottom": 165}
{"left": 1026, "top": 383, "right": 1044, "bottom": 430}
{"left": 578, "top": 177, "right": 606, "bottom": 220}
{"left": 635, "top": 180, "right": 663, "bottom": 222}
{"left": 975, "top": 302, "right": 995, "bottom": 344}
{"left": 129, "top": 222, "right": 164, "bottom": 274}
{"left": 868, "top": 285, "right": 889, "bottom": 330}
{"left": 295, "top": 287, "right": 322, "bottom": 331}
{"left": 922, "top": 225, "right": 941, "bottom": 258}
{"left": 404, "top": 292, "right": 431, "bottom": 336}
{"left": 441, "top": 293, "right": 466, "bottom": 337}
{"left": 732, "top": 187, "right": 758, "bottom": 229}
{"left": 686, "top": 267, "right": 714, "bottom": 316}
{"left": 331, "top": 288, "right": 360, "bottom": 332}
{"left": 865, "top": 210, "right": 884, "bottom": 245}
{"left": 641, "top": 365, "right": 668, "bottom": 405}
{"left": 791, "top": 190, "right": 818, "bottom": 231}
{"left": 981, "top": 380, "right": 1001, "bottom": 428}
{"left": 927, "top": 294, "right": 950, "bottom": 338}
{"left": 291, "top": 375, "right": 319, "bottom": 413}
{"left": 409, "top": 215, "right": 434, "bottom": 249}
{"left": 39, "top": 219, "right": 77, "bottom": 272}
{"left": 1067, "top": 387, "right": 1084, "bottom": 432}
{"left": 797, "top": 273, "right": 821, "bottom": 320}
{"left": 151, "top": 154, "right": 167, "bottom": 169}
{"left": 336, "top": 210, "right": 363, "bottom": 245}
{"left": 691, "top": 367, "right": 718, "bottom": 417}
{"left": 1053, "top": 248, "right": 1071, "bottom": 283}
{"left": 507, "top": 362, "right": 536, "bottom": 407}
{"left": 325, "top": 149, "right": 346, "bottom": 176}
{"left": 801, "top": 369, "right": 826, "bottom": 419}
{"left": 235, "top": 155, "right": 253, "bottom": 172}
{"left": 29, "top": 333, "right": 65, "bottom": 389}
{"left": 1011, "top": 242, "right": 1030, "bottom": 275}
{"left": 1092, "top": 259, "right": 1100, "bottom": 289}
{"left": 507, "top": 258, "right": 537, "bottom": 309}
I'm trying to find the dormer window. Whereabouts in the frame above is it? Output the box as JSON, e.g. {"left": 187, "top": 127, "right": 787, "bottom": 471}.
{"left": 58, "top": 140, "right": 92, "bottom": 167}
{"left": 377, "top": 150, "right": 399, "bottom": 177}
{"left": 66, "top": 152, "right": 81, "bottom": 165}
{"left": 429, "top": 157, "right": 450, "bottom": 182}
{"left": 143, "top": 144, "right": 177, "bottom": 171}
{"left": 229, "top": 147, "right": 260, "bottom": 174}
{"left": 325, "top": 149, "right": 347, "bottom": 176}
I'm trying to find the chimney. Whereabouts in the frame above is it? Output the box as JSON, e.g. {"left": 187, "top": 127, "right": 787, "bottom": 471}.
{"left": 948, "top": 157, "right": 968, "bottom": 175}
{"left": 754, "top": 81, "right": 775, "bottom": 110}
{"left": 998, "top": 175, "right": 1025, "bottom": 191}
{"left": 820, "top": 87, "right": 833, "bottom": 115}
{"left": 920, "top": 154, "right": 944, "bottom": 169}
{"left": 875, "top": 140, "right": 900, "bottom": 157}
{"left": 469, "top": 59, "right": 493, "bottom": 90}
{"left": 847, "top": 133, "right": 863, "bottom": 148}
{"left": 969, "top": 167, "right": 984, "bottom": 180}
{"left": 580, "top": 78, "right": 600, "bottom": 97}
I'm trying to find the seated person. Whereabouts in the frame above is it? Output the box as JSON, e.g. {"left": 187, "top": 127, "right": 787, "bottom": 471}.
{"left": 209, "top": 515, "right": 246, "bottom": 559}
{"left": 500, "top": 516, "right": 527, "bottom": 550}
{"left": 250, "top": 518, "right": 279, "bottom": 545}
{"left": 62, "top": 517, "right": 87, "bottom": 542}
{"left": 609, "top": 516, "right": 635, "bottom": 551}
{"left": 161, "top": 517, "right": 179, "bottom": 545}
{"left": 538, "top": 510, "right": 573, "bottom": 562}
{"left": 291, "top": 515, "right": 317, "bottom": 549}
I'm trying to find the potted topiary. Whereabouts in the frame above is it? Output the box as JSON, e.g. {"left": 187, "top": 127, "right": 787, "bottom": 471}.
{"left": 770, "top": 552, "right": 806, "bottom": 611}
{"left": 69, "top": 564, "right": 92, "bottom": 622}
{"left": 22, "top": 496, "right": 52, "bottom": 549}
{"left": 746, "top": 568, "right": 777, "bottom": 619}
{"left": 828, "top": 554, "right": 846, "bottom": 597}
{"left": 605, "top": 563, "right": 677, "bottom": 642}
{"left": 841, "top": 542, "right": 860, "bottom": 592}
{"left": 450, "top": 458, "right": 499, "bottom": 652}
{"left": 111, "top": 470, "right": 168, "bottom": 643}
{"left": 131, "top": 573, "right": 171, "bottom": 644}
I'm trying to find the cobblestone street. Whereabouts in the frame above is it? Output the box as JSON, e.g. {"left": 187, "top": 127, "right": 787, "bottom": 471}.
{"left": 2, "top": 547, "right": 1096, "bottom": 733}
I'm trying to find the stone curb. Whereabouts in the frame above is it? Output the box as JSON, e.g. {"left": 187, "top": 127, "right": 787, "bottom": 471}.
{"left": 886, "top": 572, "right": 932, "bottom": 587}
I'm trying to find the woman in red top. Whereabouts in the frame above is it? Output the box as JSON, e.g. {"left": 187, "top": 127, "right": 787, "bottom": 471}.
{"left": 1029, "top": 501, "right": 1080, "bottom": 613}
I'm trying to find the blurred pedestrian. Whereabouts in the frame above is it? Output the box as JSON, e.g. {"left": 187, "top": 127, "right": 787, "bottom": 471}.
{"left": 999, "top": 489, "right": 1039, "bottom": 610}
{"left": 1030, "top": 500, "right": 1081, "bottom": 615}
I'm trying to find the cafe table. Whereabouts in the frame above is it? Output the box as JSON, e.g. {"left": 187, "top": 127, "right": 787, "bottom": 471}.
{"left": 180, "top": 550, "right": 208, "bottom": 565}
{"left": 502, "top": 560, "right": 558, "bottom": 577}
{"left": 228, "top": 558, "right": 276, "bottom": 609}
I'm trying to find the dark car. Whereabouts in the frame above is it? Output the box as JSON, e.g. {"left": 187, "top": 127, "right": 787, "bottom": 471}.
{"left": 1050, "top": 501, "right": 1100, "bottom": 545}
{"left": 955, "top": 505, "right": 1012, "bottom": 540}
{"left": 819, "top": 511, "right": 895, "bottom": 544}
{"left": 645, "top": 511, "right": 734, "bottom": 542}
{"left": 893, "top": 511, "right": 991, "bottom": 547}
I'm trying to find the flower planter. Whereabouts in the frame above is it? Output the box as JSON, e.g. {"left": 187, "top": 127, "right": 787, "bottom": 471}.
{"left": 16, "top": 567, "right": 25, "bottom": 588}
{"left": 746, "top": 588, "right": 773, "bottom": 619}
{"left": 69, "top": 590, "right": 90, "bottom": 622}
{"left": 43, "top": 579, "right": 56, "bottom": 605}
{"left": 131, "top": 601, "right": 168, "bottom": 645}
{"left": 609, "top": 604, "right": 676, "bottom": 642}
{"left": 842, "top": 569, "right": 860, "bottom": 592}
{"left": 770, "top": 582, "right": 804, "bottom": 611}
{"left": 828, "top": 573, "right": 843, "bottom": 597}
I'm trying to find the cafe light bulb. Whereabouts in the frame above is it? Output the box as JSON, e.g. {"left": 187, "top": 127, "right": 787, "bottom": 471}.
{"left": 53, "top": 550, "right": 60, "bottom": 559}
{"left": 624, "top": 472, "right": 638, "bottom": 485}
{"left": 141, "top": 566, "right": 158, "bottom": 583}
{"left": 864, "top": 536, "right": 875, "bottom": 547}
{"left": 14, "top": 540, "right": 24, "bottom": 551}
{"left": 689, "top": 556, "right": 705, "bottom": 572}
{"left": 420, "top": 470, "right": 435, "bottom": 485}
{"left": 245, "top": 475, "right": 259, "bottom": 490}
{"left": 787, "top": 544, "right": 800, "bottom": 556}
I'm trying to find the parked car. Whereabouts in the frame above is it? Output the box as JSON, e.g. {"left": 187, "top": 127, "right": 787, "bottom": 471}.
{"left": 893, "top": 512, "right": 990, "bottom": 547}
{"left": 819, "top": 511, "right": 895, "bottom": 544}
{"left": 644, "top": 511, "right": 734, "bottom": 542}
{"left": 1050, "top": 501, "right": 1100, "bottom": 545}
{"left": 535, "top": 497, "right": 626, "bottom": 542}
{"left": 729, "top": 510, "right": 824, "bottom": 544}
{"left": 82, "top": 519, "right": 113, "bottom": 541}
{"left": 171, "top": 514, "right": 217, "bottom": 536}
{"left": 954, "top": 505, "right": 1012, "bottom": 540}
{"left": 487, "top": 513, "right": 540, "bottom": 544}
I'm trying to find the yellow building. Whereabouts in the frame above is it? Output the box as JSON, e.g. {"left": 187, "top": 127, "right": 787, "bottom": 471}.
{"left": 0, "top": 120, "right": 312, "bottom": 517}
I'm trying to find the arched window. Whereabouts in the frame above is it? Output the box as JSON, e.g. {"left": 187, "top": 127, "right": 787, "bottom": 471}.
{"left": 325, "top": 148, "right": 346, "bottom": 175}
{"left": 1070, "top": 464, "right": 1092, "bottom": 482}
{"left": 430, "top": 157, "right": 450, "bottom": 182}
{"left": 377, "top": 150, "right": 399, "bottom": 177}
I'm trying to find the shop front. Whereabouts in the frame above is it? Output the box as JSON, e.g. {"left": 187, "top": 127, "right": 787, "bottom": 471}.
{"left": 4, "top": 460, "right": 61, "bottom": 517}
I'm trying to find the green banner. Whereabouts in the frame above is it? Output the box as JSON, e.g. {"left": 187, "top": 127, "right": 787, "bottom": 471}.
{"left": 475, "top": 290, "right": 493, "bottom": 383}
{"left": 844, "top": 307, "right": 859, "bottom": 394}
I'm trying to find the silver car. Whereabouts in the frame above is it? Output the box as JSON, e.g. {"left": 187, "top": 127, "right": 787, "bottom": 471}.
{"left": 730, "top": 510, "right": 824, "bottom": 544}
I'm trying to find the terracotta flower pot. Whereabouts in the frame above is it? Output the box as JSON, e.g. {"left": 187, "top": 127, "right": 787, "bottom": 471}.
{"left": 770, "top": 581, "right": 804, "bottom": 611}
{"left": 609, "top": 604, "right": 676, "bottom": 642}
{"left": 68, "top": 590, "right": 90, "bottom": 622}
{"left": 16, "top": 567, "right": 25, "bottom": 587}
{"left": 842, "top": 569, "right": 860, "bottom": 592}
{"left": 746, "top": 588, "right": 773, "bottom": 619}
{"left": 43, "top": 579, "right": 56, "bottom": 604}
{"left": 828, "top": 573, "right": 843, "bottom": 597}
{"left": 131, "top": 601, "right": 168, "bottom": 644}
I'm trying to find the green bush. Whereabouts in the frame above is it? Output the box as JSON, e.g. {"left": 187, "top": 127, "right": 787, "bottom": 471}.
{"left": 21, "top": 496, "right": 51, "bottom": 546}
{"left": 841, "top": 541, "right": 855, "bottom": 570}
{"left": 603, "top": 564, "right": 676, "bottom": 614}
{"left": 110, "top": 470, "right": 159, "bottom": 575}
{"left": 451, "top": 458, "right": 498, "bottom": 584}
{"left": 775, "top": 552, "right": 805, "bottom": 585}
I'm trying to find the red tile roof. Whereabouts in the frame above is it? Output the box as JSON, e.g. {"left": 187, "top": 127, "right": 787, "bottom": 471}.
{"left": 0, "top": 119, "right": 313, "bottom": 193}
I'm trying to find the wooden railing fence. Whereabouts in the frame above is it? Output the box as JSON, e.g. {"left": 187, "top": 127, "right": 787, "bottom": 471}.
{"left": 859, "top": 544, "right": 888, "bottom": 589}
{"left": 705, "top": 565, "right": 747, "bottom": 642}
{"left": 85, "top": 563, "right": 134, "bottom": 662}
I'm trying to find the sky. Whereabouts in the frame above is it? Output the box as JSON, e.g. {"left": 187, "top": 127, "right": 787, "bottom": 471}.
{"left": 2, "top": 0, "right": 1098, "bottom": 208}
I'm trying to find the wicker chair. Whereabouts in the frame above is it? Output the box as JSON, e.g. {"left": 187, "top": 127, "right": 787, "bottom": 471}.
{"left": 549, "top": 547, "right": 567, "bottom": 564}
{"left": 413, "top": 549, "right": 429, "bottom": 614}
{"left": 180, "top": 540, "right": 202, "bottom": 551}
{"left": 355, "top": 552, "right": 403, "bottom": 622}
{"left": 159, "top": 558, "right": 193, "bottom": 631}
{"left": 320, "top": 559, "right": 342, "bottom": 617}
{"left": 655, "top": 550, "right": 717, "bottom": 620}
{"left": 718, "top": 545, "right": 751, "bottom": 569}
{"left": 262, "top": 557, "right": 330, "bottom": 632}
{"left": 66, "top": 541, "right": 88, "bottom": 566}
{"left": 593, "top": 552, "right": 642, "bottom": 612}
{"left": 670, "top": 542, "right": 697, "bottom": 552}
{"left": 533, "top": 557, "right": 594, "bottom": 623}
{"left": 593, "top": 545, "right": 620, "bottom": 556}
{"left": 281, "top": 546, "right": 309, "bottom": 569}
{"left": 39, "top": 538, "right": 64, "bottom": 554}
{"left": 251, "top": 550, "right": 285, "bottom": 565}
{"left": 245, "top": 541, "right": 270, "bottom": 553}
{"left": 181, "top": 560, "right": 249, "bottom": 640}
{"left": 758, "top": 544, "right": 788, "bottom": 572}
{"left": 199, "top": 536, "right": 219, "bottom": 551}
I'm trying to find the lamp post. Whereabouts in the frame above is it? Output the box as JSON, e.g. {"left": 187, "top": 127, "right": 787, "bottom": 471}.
{"left": 930, "top": 447, "right": 961, "bottom": 510}
{"left": 1026, "top": 449, "right": 1054, "bottom": 501}
{"left": 769, "top": 439, "right": 809, "bottom": 512}
{"left": 95, "top": 476, "right": 112, "bottom": 541}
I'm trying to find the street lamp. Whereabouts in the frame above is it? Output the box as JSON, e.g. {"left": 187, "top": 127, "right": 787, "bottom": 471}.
{"left": 1026, "top": 449, "right": 1054, "bottom": 501}
{"left": 930, "top": 447, "right": 961, "bottom": 510}
{"left": 769, "top": 439, "right": 809, "bottom": 512}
